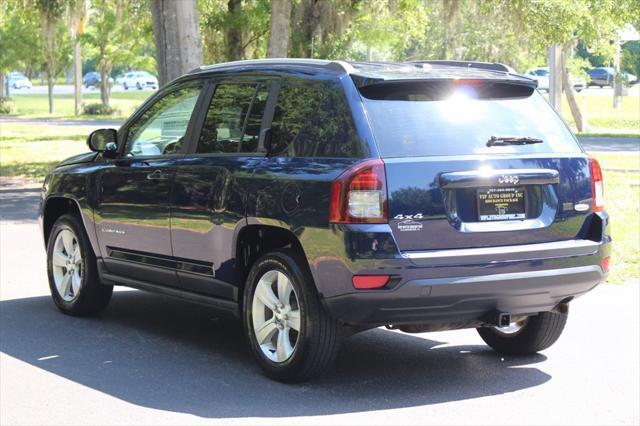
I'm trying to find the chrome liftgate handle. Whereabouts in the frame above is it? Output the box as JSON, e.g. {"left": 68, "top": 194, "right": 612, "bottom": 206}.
{"left": 439, "top": 169, "right": 560, "bottom": 189}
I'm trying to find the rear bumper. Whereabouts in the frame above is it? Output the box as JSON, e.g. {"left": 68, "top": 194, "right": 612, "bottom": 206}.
{"left": 312, "top": 216, "right": 611, "bottom": 327}
{"left": 323, "top": 265, "right": 604, "bottom": 326}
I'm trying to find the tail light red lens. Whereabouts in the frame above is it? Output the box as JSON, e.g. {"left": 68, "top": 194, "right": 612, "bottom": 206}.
{"left": 601, "top": 256, "right": 611, "bottom": 273}
{"left": 352, "top": 275, "right": 390, "bottom": 289}
{"left": 589, "top": 157, "right": 604, "bottom": 212}
{"left": 330, "top": 159, "right": 388, "bottom": 224}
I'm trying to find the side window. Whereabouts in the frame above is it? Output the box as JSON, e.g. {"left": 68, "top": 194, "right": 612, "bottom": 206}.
{"left": 197, "top": 83, "right": 269, "bottom": 154}
{"left": 125, "top": 83, "right": 202, "bottom": 156}
{"left": 268, "top": 81, "right": 363, "bottom": 158}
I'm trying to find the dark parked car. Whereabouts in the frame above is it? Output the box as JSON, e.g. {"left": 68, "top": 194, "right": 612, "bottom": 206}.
{"left": 83, "top": 71, "right": 114, "bottom": 89}
{"left": 40, "top": 59, "right": 611, "bottom": 382}
{"left": 586, "top": 67, "right": 615, "bottom": 88}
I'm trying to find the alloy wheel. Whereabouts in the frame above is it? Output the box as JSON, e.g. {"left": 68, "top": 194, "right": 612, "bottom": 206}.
{"left": 51, "top": 229, "right": 83, "bottom": 302}
{"left": 251, "top": 270, "right": 301, "bottom": 363}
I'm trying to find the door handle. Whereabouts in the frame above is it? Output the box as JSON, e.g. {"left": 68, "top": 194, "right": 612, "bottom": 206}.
{"left": 146, "top": 170, "right": 169, "bottom": 181}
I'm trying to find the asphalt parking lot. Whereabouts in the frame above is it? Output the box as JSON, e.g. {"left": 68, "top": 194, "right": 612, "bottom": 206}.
{"left": 0, "top": 181, "right": 638, "bottom": 426}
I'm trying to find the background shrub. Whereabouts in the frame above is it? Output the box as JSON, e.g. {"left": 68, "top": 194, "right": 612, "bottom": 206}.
{"left": 82, "top": 103, "right": 119, "bottom": 115}
{"left": 0, "top": 97, "right": 15, "bottom": 114}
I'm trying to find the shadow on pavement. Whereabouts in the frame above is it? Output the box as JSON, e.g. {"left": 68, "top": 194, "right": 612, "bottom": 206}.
{"left": 0, "top": 291, "right": 550, "bottom": 418}
{"left": 0, "top": 185, "right": 40, "bottom": 223}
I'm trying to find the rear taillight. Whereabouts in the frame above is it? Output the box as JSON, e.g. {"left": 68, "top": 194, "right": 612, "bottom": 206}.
{"left": 589, "top": 157, "right": 605, "bottom": 212}
{"left": 330, "top": 159, "right": 388, "bottom": 224}
{"left": 601, "top": 256, "right": 611, "bottom": 273}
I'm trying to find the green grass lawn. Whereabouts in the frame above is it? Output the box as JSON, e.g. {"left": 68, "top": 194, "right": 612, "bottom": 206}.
{"left": 1, "top": 122, "right": 638, "bottom": 284}
{"left": 560, "top": 95, "right": 640, "bottom": 135}
{"left": 590, "top": 151, "right": 640, "bottom": 284}
{"left": 7, "top": 91, "right": 151, "bottom": 120}
{"left": 0, "top": 124, "right": 89, "bottom": 178}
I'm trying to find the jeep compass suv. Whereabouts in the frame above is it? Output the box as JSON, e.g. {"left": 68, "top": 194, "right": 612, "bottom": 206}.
{"left": 40, "top": 59, "right": 611, "bottom": 382}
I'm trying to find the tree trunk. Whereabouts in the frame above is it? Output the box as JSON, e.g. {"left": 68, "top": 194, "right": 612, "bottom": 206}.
{"left": 441, "top": 0, "right": 461, "bottom": 59}
{"left": 71, "top": 0, "right": 84, "bottom": 115}
{"left": 560, "top": 45, "right": 587, "bottom": 132}
{"left": 267, "top": 0, "right": 291, "bottom": 57}
{"left": 226, "top": 0, "right": 243, "bottom": 60}
{"left": 99, "top": 67, "right": 111, "bottom": 106}
{"left": 40, "top": 11, "right": 57, "bottom": 114}
{"left": 73, "top": 40, "right": 82, "bottom": 114}
{"left": 151, "top": 0, "right": 203, "bottom": 87}
{"left": 0, "top": 72, "right": 5, "bottom": 98}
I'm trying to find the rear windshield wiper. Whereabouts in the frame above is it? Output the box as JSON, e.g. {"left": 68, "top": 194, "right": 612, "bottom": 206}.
{"left": 486, "top": 136, "right": 544, "bottom": 147}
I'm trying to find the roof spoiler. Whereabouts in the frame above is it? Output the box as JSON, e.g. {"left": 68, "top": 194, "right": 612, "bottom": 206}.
{"left": 406, "top": 60, "right": 516, "bottom": 74}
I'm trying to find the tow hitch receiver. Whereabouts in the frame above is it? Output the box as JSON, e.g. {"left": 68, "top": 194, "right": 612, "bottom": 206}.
{"left": 498, "top": 313, "right": 511, "bottom": 327}
{"left": 482, "top": 311, "right": 512, "bottom": 327}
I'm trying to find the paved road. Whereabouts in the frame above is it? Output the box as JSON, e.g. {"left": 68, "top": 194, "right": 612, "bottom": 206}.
{"left": 578, "top": 136, "right": 640, "bottom": 152}
{"left": 0, "top": 117, "right": 123, "bottom": 129}
{"left": 0, "top": 182, "right": 639, "bottom": 425}
{"left": 7, "top": 84, "right": 157, "bottom": 96}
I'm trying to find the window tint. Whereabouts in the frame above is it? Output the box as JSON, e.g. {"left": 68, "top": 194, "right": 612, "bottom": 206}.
{"left": 125, "top": 83, "right": 202, "bottom": 156}
{"left": 269, "top": 81, "right": 362, "bottom": 158}
{"left": 197, "top": 83, "right": 268, "bottom": 154}
{"left": 362, "top": 87, "right": 581, "bottom": 158}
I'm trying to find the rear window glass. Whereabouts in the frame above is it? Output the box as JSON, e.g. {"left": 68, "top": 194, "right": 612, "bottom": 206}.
{"left": 361, "top": 82, "right": 581, "bottom": 157}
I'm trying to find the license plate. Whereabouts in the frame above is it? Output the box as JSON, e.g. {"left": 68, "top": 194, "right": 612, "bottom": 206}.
{"left": 477, "top": 187, "right": 526, "bottom": 221}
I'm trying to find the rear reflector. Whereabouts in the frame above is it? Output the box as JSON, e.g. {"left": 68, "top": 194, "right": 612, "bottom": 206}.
{"left": 352, "top": 275, "right": 390, "bottom": 289}
{"left": 601, "top": 256, "right": 611, "bottom": 273}
{"left": 589, "top": 157, "right": 605, "bottom": 212}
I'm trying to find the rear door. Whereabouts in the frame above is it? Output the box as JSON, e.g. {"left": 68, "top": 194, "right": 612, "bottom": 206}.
{"left": 170, "top": 77, "right": 278, "bottom": 298}
{"left": 360, "top": 80, "right": 594, "bottom": 252}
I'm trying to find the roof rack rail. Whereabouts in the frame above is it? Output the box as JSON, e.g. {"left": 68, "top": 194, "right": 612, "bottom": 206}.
{"left": 406, "top": 60, "right": 515, "bottom": 73}
{"left": 188, "top": 58, "right": 353, "bottom": 75}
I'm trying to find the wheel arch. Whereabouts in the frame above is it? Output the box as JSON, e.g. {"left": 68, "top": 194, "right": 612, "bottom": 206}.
{"left": 42, "top": 197, "right": 100, "bottom": 257}
{"left": 234, "top": 224, "right": 311, "bottom": 299}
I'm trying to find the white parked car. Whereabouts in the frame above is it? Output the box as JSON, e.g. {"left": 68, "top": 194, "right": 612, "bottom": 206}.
{"left": 8, "top": 72, "right": 32, "bottom": 89}
{"left": 120, "top": 71, "right": 158, "bottom": 90}
{"left": 524, "top": 68, "right": 550, "bottom": 91}
{"left": 524, "top": 67, "right": 585, "bottom": 92}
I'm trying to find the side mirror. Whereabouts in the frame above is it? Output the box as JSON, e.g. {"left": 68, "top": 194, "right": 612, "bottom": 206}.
{"left": 87, "top": 128, "right": 118, "bottom": 157}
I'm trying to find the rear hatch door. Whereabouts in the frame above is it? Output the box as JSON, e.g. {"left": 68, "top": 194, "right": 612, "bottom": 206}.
{"left": 359, "top": 78, "right": 594, "bottom": 252}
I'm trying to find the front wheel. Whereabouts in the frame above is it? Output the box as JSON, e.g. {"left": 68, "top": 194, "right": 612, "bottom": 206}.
{"left": 243, "top": 249, "right": 341, "bottom": 382}
{"left": 477, "top": 310, "right": 568, "bottom": 355}
{"left": 47, "top": 214, "right": 113, "bottom": 316}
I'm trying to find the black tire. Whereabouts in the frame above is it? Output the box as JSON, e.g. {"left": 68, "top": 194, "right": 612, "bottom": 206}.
{"left": 136, "top": 82, "right": 142, "bottom": 90}
{"left": 123, "top": 83, "right": 128, "bottom": 90}
{"left": 477, "top": 310, "right": 568, "bottom": 355}
{"left": 46, "top": 214, "right": 113, "bottom": 316}
{"left": 243, "top": 249, "right": 341, "bottom": 382}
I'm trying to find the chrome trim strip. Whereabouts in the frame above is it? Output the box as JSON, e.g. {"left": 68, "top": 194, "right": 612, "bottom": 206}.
{"left": 401, "top": 239, "right": 599, "bottom": 260}
{"left": 439, "top": 168, "right": 560, "bottom": 189}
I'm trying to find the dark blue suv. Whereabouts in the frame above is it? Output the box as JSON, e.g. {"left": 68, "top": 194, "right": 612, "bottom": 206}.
{"left": 40, "top": 59, "right": 611, "bottom": 382}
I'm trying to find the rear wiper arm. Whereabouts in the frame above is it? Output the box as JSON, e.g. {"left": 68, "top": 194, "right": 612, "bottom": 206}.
{"left": 486, "top": 136, "right": 544, "bottom": 147}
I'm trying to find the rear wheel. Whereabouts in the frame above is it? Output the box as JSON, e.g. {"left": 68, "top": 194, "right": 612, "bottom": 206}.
{"left": 477, "top": 310, "right": 568, "bottom": 355}
{"left": 243, "top": 249, "right": 341, "bottom": 382}
{"left": 47, "top": 214, "right": 113, "bottom": 316}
